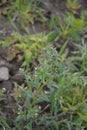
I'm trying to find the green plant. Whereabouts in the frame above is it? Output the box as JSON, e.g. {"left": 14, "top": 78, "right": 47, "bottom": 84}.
{"left": 50, "top": 12, "right": 87, "bottom": 41}
{"left": 7, "top": 0, "right": 46, "bottom": 32}
{"left": 14, "top": 32, "right": 50, "bottom": 67}
{"left": 0, "top": 116, "right": 11, "bottom": 130}
{"left": 0, "top": 89, "right": 5, "bottom": 101}
{"left": 0, "top": 32, "right": 51, "bottom": 67}
{"left": 0, "top": 89, "right": 11, "bottom": 130}
{"left": 66, "top": 0, "right": 81, "bottom": 14}
{"left": 74, "top": 42, "right": 87, "bottom": 73}
{"left": 34, "top": 45, "right": 87, "bottom": 129}
{"left": 10, "top": 43, "right": 86, "bottom": 129}
{"left": 0, "top": 42, "right": 86, "bottom": 129}
{"left": 1, "top": 1, "right": 87, "bottom": 129}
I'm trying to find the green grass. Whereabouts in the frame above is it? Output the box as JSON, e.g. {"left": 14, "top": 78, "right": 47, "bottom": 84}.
{"left": 1, "top": 39, "right": 87, "bottom": 129}
{"left": 7, "top": 0, "right": 46, "bottom": 32}
{"left": 0, "top": 0, "right": 87, "bottom": 130}
{"left": 66, "top": 0, "right": 80, "bottom": 14}
{"left": 5, "top": 43, "right": 87, "bottom": 130}
{"left": 50, "top": 12, "right": 87, "bottom": 41}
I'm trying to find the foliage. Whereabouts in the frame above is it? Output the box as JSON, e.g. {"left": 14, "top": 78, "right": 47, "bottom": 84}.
{"left": 14, "top": 32, "right": 49, "bottom": 67}
{"left": 8, "top": 44, "right": 87, "bottom": 129}
{"left": 0, "top": 0, "right": 87, "bottom": 130}
{"left": 0, "top": 89, "right": 5, "bottom": 101}
{"left": 66, "top": 0, "right": 81, "bottom": 14}
{"left": 0, "top": 32, "right": 51, "bottom": 67}
{"left": 74, "top": 43, "right": 87, "bottom": 73}
{"left": 10, "top": 0, "right": 46, "bottom": 32}
{"left": 50, "top": 12, "right": 87, "bottom": 41}
{"left": 0, "top": 0, "right": 46, "bottom": 32}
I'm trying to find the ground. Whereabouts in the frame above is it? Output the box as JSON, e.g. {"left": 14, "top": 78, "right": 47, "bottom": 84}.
{"left": 0, "top": 0, "right": 87, "bottom": 130}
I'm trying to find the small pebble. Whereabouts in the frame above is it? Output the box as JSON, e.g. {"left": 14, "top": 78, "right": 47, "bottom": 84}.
{"left": 0, "top": 67, "right": 9, "bottom": 81}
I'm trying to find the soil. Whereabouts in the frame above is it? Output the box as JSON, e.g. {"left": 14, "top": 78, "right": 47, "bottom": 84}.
{"left": 0, "top": 0, "right": 87, "bottom": 128}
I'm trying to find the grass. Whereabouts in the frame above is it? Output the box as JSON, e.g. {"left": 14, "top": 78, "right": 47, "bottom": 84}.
{"left": 50, "top": 12, "right": 87, "bottom": 41}
{"left": 10, "top": 44, "right": 87, "bottom": 130}
{"left": 0, "top": 0, "right": 87, "bottom": 130}
{"left": 66, "top": 0, "right": 81, "bottom": 14}
{"left": 12, "top": 0, "right": 46, "bottom": 32}
{"left": 0, "top": 0, "right": 46, "bottom": 32}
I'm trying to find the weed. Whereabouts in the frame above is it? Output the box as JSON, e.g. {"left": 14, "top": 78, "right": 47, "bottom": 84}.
{"left": 0, "top": 40, "right": 87, "bottom": 129}
{"left": 0, "top": 89, "right": 5, "bottom": 101}
{"left": 50, "top": 12, "right": 87, "bottom": 41}
{"left": 0, "top": 32, "right": 50, "bottom": 67}
{"left": 0, "top": 1, "right": 87, "bottom": 129}
{"left": 10, "top": 44, "right": 87, "bottom": 129}
{"left": 0, "top": 89, "right": 11, "bottom": 130}
{"left": 0, "top": 116, "right": 11, "bottom": 130}
{"left": 74, "top": 43, "right": 87, "bottom": 73}
{"left": 66, "top": 0, "right": 81, "bottom": 14}
{"left": 7, "top": 0, "right": 46, "bottom": 32}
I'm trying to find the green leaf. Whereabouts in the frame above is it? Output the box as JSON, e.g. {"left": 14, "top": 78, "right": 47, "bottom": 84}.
{"left": 47, "top": 29, "right": 60, "bottom": 43}
{"left": 78, "top": 113, "right": 87, "bottom": 122}
{"left": 37, "top": 95, "right": 49, "bottom": 103}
